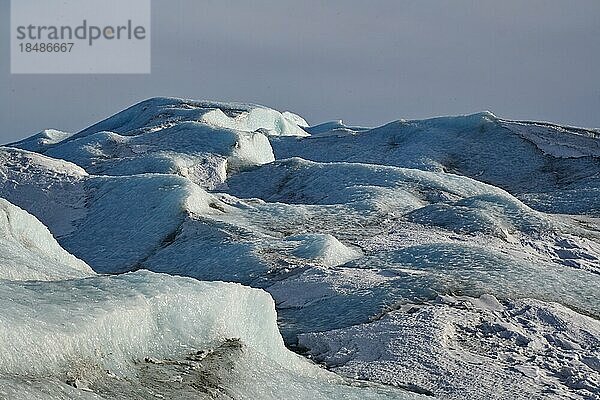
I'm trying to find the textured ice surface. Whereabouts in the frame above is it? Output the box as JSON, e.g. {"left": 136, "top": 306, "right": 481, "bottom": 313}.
{"left": 57, "top": 174, "right": 219, "bottom": 273}
{"left": 9, "top": 98, "right": 307, "bottom": 190}
{"left": 0, "top": 198, "right": 93, "bottom": 280}
{"left": 273, "top": 112, "right": 600, "bottom": 215}
{"left": 501, "top": 120, "right": 600, "bottom": 158}
{"left": 0, "top": 271, "right": 417, "bottom": 399}
{"left": 8, "top": 129, "right": 74, "bottom": 153}
{"left": 2, "top": 98, "right": 600, "bottom": 399}
{"left": 0, "top": 148, "right": 220, "bottom": 273}
{"left": 299, "top": 295, "right": 600, "bottom": 400}
{"left": 43, "top": 121, "right": 274, "bottom": 188}
{"left": 0, "top": 147, "right": 88, "bottom": 236}
{"left": 64, "top": 97, "right": 309, "bottom": 138}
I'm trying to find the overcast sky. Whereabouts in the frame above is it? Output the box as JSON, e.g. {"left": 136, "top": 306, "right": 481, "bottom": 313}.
{"left": 1, "top": 0, "right": 599, "bottom": 143}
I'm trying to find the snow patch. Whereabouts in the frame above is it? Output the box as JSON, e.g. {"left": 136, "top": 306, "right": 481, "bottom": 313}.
{"left": 200, "top": 107, "right": 309, "bottom": 137}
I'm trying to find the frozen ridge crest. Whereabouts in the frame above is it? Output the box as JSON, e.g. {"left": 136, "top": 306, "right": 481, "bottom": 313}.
{"left": 58, "top": 97, "right": 310, "bottom": 138}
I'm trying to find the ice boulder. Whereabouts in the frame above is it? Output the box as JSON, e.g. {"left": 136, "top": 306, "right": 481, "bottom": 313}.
{"left": 287, "top": 233, "right": 363, "bottom": 267}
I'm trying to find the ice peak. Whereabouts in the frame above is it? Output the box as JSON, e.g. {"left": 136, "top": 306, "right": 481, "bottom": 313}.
{"left": 68, "top": 96, "right": 309, "bottom": 140}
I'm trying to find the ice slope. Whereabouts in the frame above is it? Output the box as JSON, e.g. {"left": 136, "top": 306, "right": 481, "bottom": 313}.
{"left": 273, "top": 112, "right": 600, "bottom": 215}
{"left": 58, "top": 173, "right": 221, "bottom": 273}
{"left": 9, "top": 98, "right": 308, "bottom": 189}
{"left": 0, "top": 148, "right": 370, "bottom": 278}
{"left": 157, "top": 157, "right": 599, "bottom": 339}
{"left": 42, "top": 121, "right": 274, "bottom": 189}
{"left": 0, "top": 147, "right": 224, "bottom": 273}
{"left": 0, "top": 198, "right": 93, "bottom": 281}
{"left": 0, "top": 270, "right": 418, "bottom": 399}
{"left": 0, "top": 164, "right": 415, "bottom": 398}
{"left": 299, "top": 295, "right": 600, "bottom": 400}
{"left": 3, "top": 138, "right": 598, "bottom": 329}
{"left": 0, "top": 147, "right": 88, "bottom": 236}
{"left": 8, "top": 129, "right": 74, "bottom": 153}
{"left": 501, "top": 119, "right": 600, "bottom": 158}
{"left": 63, "top": 97, "right": 309, "bottom": 139}
{"left": 226, "top": 156, "right": 556, "bottom": 228}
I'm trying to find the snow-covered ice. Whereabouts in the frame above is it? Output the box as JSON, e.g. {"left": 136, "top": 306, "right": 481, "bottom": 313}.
{"left": 1, "top": 97, "right": 600, "bottom": 399}
{"left": 299, "top": 295, "right": 600, "bottom": 400}
{"left": 0, "top": 179, "right": 417, "bottom": 398}
{"left": 0, "top": 198, "right": 93, "bottom": 281}
{"left": 0, "top": 147, "right": 88, "bottom": 236}
{"left": 8, "top": 129, "right": 74, "bottom": 153}
{"left": 62, "top": 97, "right": 309, "bottom": 139}
{"left": 0, "top": 270, "right": 418, "bottom": 399}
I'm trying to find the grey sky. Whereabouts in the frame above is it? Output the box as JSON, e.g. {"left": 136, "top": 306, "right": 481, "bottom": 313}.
{"left": 1, "top": 0, "right": 599, "bottom": 143}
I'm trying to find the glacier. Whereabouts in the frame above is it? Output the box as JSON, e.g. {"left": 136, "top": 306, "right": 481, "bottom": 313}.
{"left": 1, "top": 97, "right": 599, "bottom": 399}
{"left": 0, "top": 199, "right": 414, "bottom": 400}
